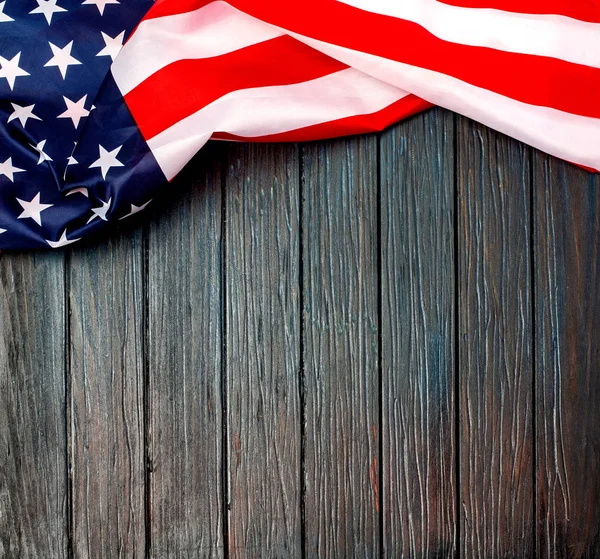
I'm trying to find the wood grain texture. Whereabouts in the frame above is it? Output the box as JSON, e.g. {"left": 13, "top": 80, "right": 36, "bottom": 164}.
{"left": 380, "top": 110, "right": 456, "bottom": 557}
{"left": 68, "top": 233, "right": 146, "bottom": 557}
{"left": 4, "top": 118, "right": 600, "bottom": 559}
{"left": 533, "top": 157, "right": 600, "bottom": 558}
{"left": 147, "top": 146, "right": 225, "bottom": 557}
{"left": 0, "top": 252, "right": 67, "bottom": 557}
{"left": 301, "top": 136, "right": 380, "bottom": 558}
{"left": 457, "top": 117, "right": 534, "bottom": 557}
{"left": 225, "top": 144, "right": 301, "bottom": 557}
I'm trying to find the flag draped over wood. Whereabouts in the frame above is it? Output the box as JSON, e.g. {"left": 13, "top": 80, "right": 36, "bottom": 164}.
{"left": 0, "top": 0, "right": 598, "bottom": 249}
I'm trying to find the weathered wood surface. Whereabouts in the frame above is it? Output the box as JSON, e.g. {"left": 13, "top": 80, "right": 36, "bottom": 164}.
{"left": 534, "top": 158, "right": 600, "bottom": 558}
{"left": 302, "top": 136, "right": 380, "bottom": 557}
{"left": 380, "top": 109, "right": 456, "bottom": 557}
{"left": 458, "top": 117, "right": 534, "bottom": 557}
{"left": 0, "top": 109, "right": 599, "bottom": 558}
{"left": 147, "top": 148, "right": 224, "bottom": 557}
{"left": 225, "top": 144, "right": 301, "bottom": 557}
{"left": 69, "top": 233, "right": 146, "bottom": 558}
{"left": 0, "top": 253, "right": 67, "bottom": 557}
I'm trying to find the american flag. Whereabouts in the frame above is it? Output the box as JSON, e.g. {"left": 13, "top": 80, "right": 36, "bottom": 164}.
{"left": 0, "top": 0, "right": 598, "bottom": 249}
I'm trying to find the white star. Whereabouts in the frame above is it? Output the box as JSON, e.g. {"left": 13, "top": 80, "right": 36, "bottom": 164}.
{"left": 82, "top": 0, "right": 119, "bottom": 15}
{"left": 29, "top": 0, "right": 66, "bottom": 24}
{"left": 66, "top": 141, "right": 78, "bottom": 166}
{"left": 58, "top": 95, "right": 89, "bottom": 128}
{"left": 96, "top": 30, "right": 124, "bottom": 61}
{"left": 17, "top": 193, "right": 53, "bottom": 226}
{"left": 63, "top": 143, "right": 79, "bottom": 180}
{"left": 90, "top": 144, "right": 123, "bottom": 179}
{"left": 0, "top": 2, "right": 14, "bottom": 23}
{"left": 0, "top": 228, "right": 6, "bottom": 234}
{"left": 87, "top": 197, "right": 111, "bottom": 223}
{"left": 30, "top": 139, "right": 52, "bottom": 165}
{"left": 65, "top": 187, "right": 88, "bottom": 197}
{"left": 0, "top": 157, "right": 25, "bottom": 182}
{"left": 8, "top": 103, "right": 41, "bottom": 127}
{"left": 44, "top": 41, "right": 81, "bottom": 79}
{"left": 0, "top": 52, "right": 29, "bottom": 90}
{"left": 46, "top": 229, "right": 81, "bottom": 248}
{"left": 119, "top": 200, "right": 152, "bottom": 220}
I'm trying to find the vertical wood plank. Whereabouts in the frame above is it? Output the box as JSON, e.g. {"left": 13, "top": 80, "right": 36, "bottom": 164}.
{"left": 148, "top": 147, "right": 224, "bottom": 557}
{"left": 302, "top": 136, "right": 380, "bottom": 557}
{"left": 458, "top": 118, "right": 534, "bottom": 556}
{"left": 0, "top": 253, "right": 67, "bottom": 556}
{"left": 380, "top": 109, "right": 456, "bottom": 557}
{"left": 534, "top": 158, "right": 600, "bottom": 558}
{"left": 225, "top": 144, "right": 301, "bottom": 557}
{"left": 69, "top": 233, "right": 146, "bottom": 557}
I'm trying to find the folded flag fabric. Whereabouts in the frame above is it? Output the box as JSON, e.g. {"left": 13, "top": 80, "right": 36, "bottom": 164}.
{"left": 0, "top": 0, "right": 598, "bottom": 250}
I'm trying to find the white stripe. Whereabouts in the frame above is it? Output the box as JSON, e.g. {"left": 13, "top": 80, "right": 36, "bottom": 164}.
{"left": 339, "top": 0, "right": 600, "bottom": 68}
{"left": 112, "top": 1, "right": 283, "bottom": 95}
{"left": 147, "top": 68, "right": 410, "bottom": 180}
{"left": 283, "top": 31, "right": 600, "bottom": 170}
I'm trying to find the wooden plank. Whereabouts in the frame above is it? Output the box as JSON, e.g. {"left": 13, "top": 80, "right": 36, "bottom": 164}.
{"left": 0, "top": 252, "right": 68, "bottom": 556}
{"left": 225, "top": 144, "right": 301, "bottom": 557}
{"left": 301, "top": 136, "right": 380, "bottom": 557}
{"left": 457, "top": 118, "right": 534, "bottom": 557}
{"left": 68, "top": 233, "right": 146, "bottom": 557}
{"left": 457, "top": 117, "right": 534, "bottom": 556}
{"left": 533, "top": 158, "right": 600, "bottom": 558}
{"left": 147, "top": 145, "right": 224, "bottom": 557}
{"left": 380, "top": 109, "right": 456, "bottom": 557}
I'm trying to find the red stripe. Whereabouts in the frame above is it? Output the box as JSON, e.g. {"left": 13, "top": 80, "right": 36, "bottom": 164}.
{"left": 436, "top": 0, "right": 600, "bottom": 24}
{"left": 575, "top": 163, "right": 600, "bottom": 173}
{"left": 147, "top": 0, "right": 212, "bottom": 19}
{"left": 125, "top": 36, "right": 348, "bottom": 140}
{"left": 225, "top": 0, "right": 600, "bottom": 119}
{"left": 147, "top": 0, "right": 600, "bottom": 26}
{"left": 211, "top": 95, "right": 432, "bottom": 141}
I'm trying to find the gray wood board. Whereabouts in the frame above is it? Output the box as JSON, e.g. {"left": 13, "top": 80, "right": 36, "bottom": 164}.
{"left": 380, "top": 109, "right": 457, "bottom": 557}
{"left": 301, "top": 136, "right": 380, "bottom": 557}
{"left": 0, "top": 252, "right": 68, "bottom": 557}
{"left": 533, "top": 157, "right": 600, "bottom": 558}
{"left": 457, "top": 117, "right": 534, "bottom": 557}
{"left": 68, "top": 233, "right": 146, "bottom": 558}
{"left": 225, "top": 144, "right": 302, "bottom": 557}
{"left": 147, "top": 149, "right": 225, "bottom": 557}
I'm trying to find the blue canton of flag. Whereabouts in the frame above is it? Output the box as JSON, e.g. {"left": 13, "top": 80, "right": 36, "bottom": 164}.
{"left": 0, "top": 0, "right": 166, "bottom": 249}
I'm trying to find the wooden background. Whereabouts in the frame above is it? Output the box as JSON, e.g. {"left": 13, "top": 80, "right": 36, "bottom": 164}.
{"left": 1, "top": 109, "right": 599, "bottom": 558}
